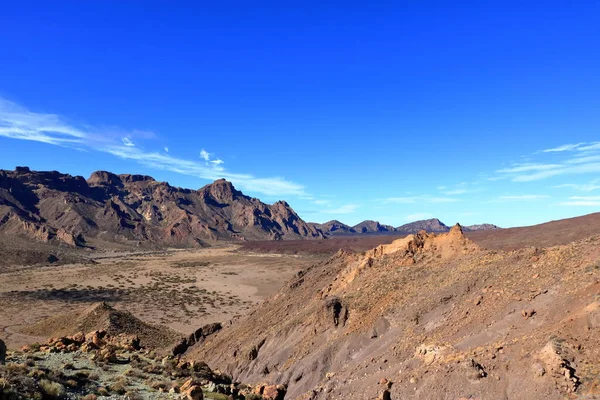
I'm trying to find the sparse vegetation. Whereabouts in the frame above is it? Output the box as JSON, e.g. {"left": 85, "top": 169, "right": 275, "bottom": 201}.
{"left": 39, "top": 379, "right": 65, "bottom": 397}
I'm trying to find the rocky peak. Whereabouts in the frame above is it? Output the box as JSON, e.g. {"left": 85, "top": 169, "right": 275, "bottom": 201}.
{"left": 353, "top": 220, "right": 395, "bottom": 234}
{"left": 118, "top": 174, "right": 156, "bottom": 184}
{"left": 87, "top": 171, "right": 123, "bottom": 187}
{"left": 200, "top": 179, "right": 242, "bottom": 204}
{"left": 449, "top": 223, "right": 464, "bottom": 235}
{"left": 396, "top": 218, "right": 450, "bottom": 233}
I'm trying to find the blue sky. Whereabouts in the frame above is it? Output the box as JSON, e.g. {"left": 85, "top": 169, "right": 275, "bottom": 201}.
{"left": 1, "top": 1, "right": 599, "bottom": 228}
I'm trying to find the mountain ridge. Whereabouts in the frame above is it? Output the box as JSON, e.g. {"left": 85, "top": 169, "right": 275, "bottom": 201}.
{"left": 311, "top": 217, "right": 500, "bottom": 236}
{"left": 0, "top": 167, "right": 324, "bottom": 247}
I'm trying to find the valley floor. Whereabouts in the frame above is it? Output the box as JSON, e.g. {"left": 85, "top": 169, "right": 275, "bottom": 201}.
{"left": 0, "top": 245, "right": 320, "bottom": 350}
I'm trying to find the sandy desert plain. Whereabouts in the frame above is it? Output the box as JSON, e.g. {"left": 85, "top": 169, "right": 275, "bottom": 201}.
{"left": 0, "top": 244, "right": 323, "bottom": 350}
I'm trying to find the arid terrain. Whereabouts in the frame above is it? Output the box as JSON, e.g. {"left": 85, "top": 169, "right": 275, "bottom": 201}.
{"left": 2, "top": 169, "right": 600, "bottom": 399}
{"left": 0, "top": 245, "right": 321, "bottom": 351}
{"left": 192, "top": 224, "right": 600, "bottom": 400}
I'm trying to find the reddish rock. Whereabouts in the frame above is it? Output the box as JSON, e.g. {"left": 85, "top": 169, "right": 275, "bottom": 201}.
{"left": 184, "top": 385, "right": 204, "bottom": 400}
{"left": 262, "top": 384, "right": 287, "bottom": 400}
{"left": 70, "top": 331, "right": 86, "bottom": 344}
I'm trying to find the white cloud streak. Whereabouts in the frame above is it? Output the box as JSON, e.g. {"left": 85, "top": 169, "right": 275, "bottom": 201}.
{"left": 320, "top": 204, "right": 359, "bottom": 215}
{"left": 497, "top": 195, "right": 549, "bottom": 201}
{"left": 542, "top": 143, "right": 585, "bottom": 153}
{"left": 0, "top": 98, "right": 87, "bottom": 145}
{"left": 122, "top": 137, "right": 135, "bottom": 147}
{"left": 553, "top": 181, "right": 600, "bottom": 192}
{"left": 0, "top": 98, "right": 306, "bottom": 197}
{"left": 200, "top": 149, "right": 210, "bottom": 161}
{"left": 405, "top": 212, "right": 433, "bottom": 221}
{"left": 559, "top": 201, "right": 600, "bottom": 207}
{"left": 496, "top": 143, "right": 600, "bottom": 182}
{"left": 383, "top": 196, "right": 459, "bottom": 204}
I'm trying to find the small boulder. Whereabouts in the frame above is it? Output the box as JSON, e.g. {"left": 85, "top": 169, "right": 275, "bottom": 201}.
{"left": 70, "top": 332, "right": 86, "bottom": 344}
{"left": 184, "top": 385, "right": 204, "bottom": 400}
{"left": 465, "top": 359, "right": 487, "bottom": 382}
{"left": 262, "top": 384, "right": 287, "bottom": 400}
{"left": 521, "top": 309, "right": 536, "bottom": 319}
{"left": 531, "top": 362, "right": 546, "bottom": 377}
{"left": 180, "top": 378, "right": 195, "bottom": 393}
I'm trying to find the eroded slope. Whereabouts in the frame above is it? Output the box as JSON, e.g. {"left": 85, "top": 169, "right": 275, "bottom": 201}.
{"left": 191, "top": 225, "right": 600, "bottom": 399}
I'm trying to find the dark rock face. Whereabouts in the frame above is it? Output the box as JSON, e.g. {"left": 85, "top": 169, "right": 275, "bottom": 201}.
{"left": 353, "top": 220, "right": 396, "bottom": 234}
{"left": 396, "top": 218, "right": 450, "bottom": 234}
{"left": 0, "top": 167, "right": 324, "bottom": 247}
{"left": 172, "top": 322, "right": 224, "bottom": 356}
{"left": 313, "top": 218, "right": 501, "bottom": 237}
{"left": 310, "top": 220, "right": 356, "bottom": 235}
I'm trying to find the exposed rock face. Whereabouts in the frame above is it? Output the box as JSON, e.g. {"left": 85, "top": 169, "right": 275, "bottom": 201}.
{"left": 312, "top": 218, "right": 500, "bottom": 237}
{"left": 0, "top": 167, "right": 324, "bottom": 247}
{"left": 353, "top": 220, "right": 396, "bottom": 234}
{"left": 172, "top": 322, "right": 223, "bottom": 356}
{"left": 464, "top": 223, "right": 500, "bottom": 231}
{"left": 396, "top": 218, "right": 450, "bottom": 234}
{"left": 190, "top": 227, "right": 600, "bottom": 399}
{"left": 21, "top": 302, "right": 181, "bottom": 350}
{"left": 310, "top": 220, "right": 356, "bottom": 235}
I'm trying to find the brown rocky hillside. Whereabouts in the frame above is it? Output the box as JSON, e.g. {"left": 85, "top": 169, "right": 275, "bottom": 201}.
{"left": 190, "top": 225, "right": 600, "bottom": 399}
{"left": 0, "top": 167, "right": 324, "bottom": 248}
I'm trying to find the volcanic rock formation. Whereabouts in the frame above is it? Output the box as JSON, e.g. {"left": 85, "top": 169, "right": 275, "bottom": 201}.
{"left": 0, "top": 167, "right": 324, "bottom": 247}
{"left": 190, "top": 225, "right": 600, "bottom": 399}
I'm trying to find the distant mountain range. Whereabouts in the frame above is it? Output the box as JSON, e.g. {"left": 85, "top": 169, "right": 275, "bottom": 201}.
{"left": 0, "top": 167, "right": 323, "bottom": 247}
{"left": 0, "top": 166, "right": 499, "bottom": 248}
{"left": 310, "top": 218, "right": 500, "bottom": 236}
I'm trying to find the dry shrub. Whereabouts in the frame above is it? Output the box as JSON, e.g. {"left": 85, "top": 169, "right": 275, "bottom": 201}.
{"left": 39, "top": 379, "right": 65, "bottom": 398}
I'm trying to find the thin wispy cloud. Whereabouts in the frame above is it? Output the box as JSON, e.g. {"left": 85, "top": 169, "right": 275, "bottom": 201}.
{"left": 313, "top": 199, "right": 331, "bottom": 206}
{"left": 0, "top": 98, "right": 86, "bottom": 145}
{"left": 321, "top": 204, "right": 359, "bottom": 215}
{"left": 0, "top": 97, "right": 306, "bottom": 197}
{"left": 569, "top": 196, "right": 600, "bottom": 201}
{"left": 565, "top": 155, "right": 600, "bottom": 164}
{"left": 200, "top": 149, "right": 210, "bottom": 162}
{"left": 496, "top": 143, "right": 600, "bottom": 182}
{"left": 438, "top": 181, "right": 483, "bottom": 196}
{"left": 559, "top": 200, "right": 600, "bottom": 207}
{"left": 553, "top": 180, "right": 600, "bottom": 192}
{"left": 541, "top": 143, "right": 585, "bottom": 153}
{"left": 404, "top": 212, "right": 433, "bottom": 221}
{"left": 383, "top": 196, "right": 459, "bottom": 204}
{"left": 443, "top": 189, "right": 468, "bottom": 195}
{"left": 497, "top": 164, "right": 561, "bottom": 174}
{"left": 122, "top": 137, "right": 135, "bottom": 147}
{"left": 496, "top": 194, "right": 549, "bottom": 201}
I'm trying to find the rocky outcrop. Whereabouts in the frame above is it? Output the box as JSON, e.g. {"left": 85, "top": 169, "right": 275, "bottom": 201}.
{"left": 464, "top": 223, "right": 500, "bottom": 231}
{"left": 21, "top": 302, "right": 181, "bottom": 350}
{"left": 312, "top": 218, "right": 501, "bottom": 237}
{"left": 396, "top": 218, "right": 450, "bottom": 234}
{"left": 0, "top": 167, "right": 325, "bottom": 247}
{"left": 172, "top": 322, "right": 223, "bottom": 356}
{"left": 310, "top": 220, "right": 356, "bottom": 235}
{"left": 191, "top": 227, "right": 600, "bottom": 399}
{"left": 353, "top": 220, "right": 396, "bottom": 234}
